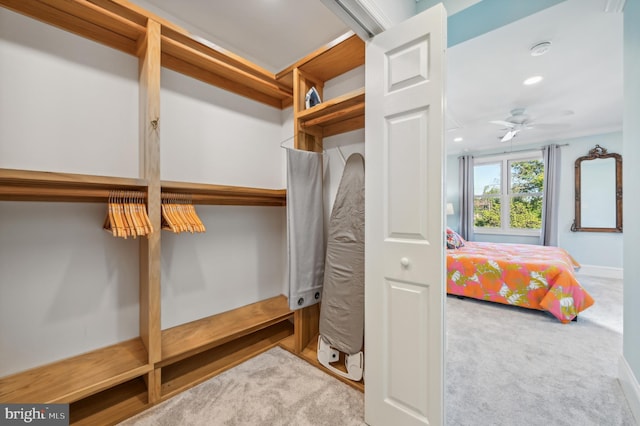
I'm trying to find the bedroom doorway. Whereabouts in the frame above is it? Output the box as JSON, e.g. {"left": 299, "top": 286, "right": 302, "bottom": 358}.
{"left": 442, "top": 0, "right": 628, "bottom": 423}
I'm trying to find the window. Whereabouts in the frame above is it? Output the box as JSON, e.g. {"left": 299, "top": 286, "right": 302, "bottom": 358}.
{"left": 473, "top": 152, "right": 544, "bottom": 234}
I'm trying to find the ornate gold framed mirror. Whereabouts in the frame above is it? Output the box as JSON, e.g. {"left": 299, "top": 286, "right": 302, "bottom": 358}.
{"left": 571, "top": 145, "right": 622, "bottom": 233}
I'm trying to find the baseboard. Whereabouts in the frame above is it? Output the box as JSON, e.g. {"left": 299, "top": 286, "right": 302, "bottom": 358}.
{"left": 619, "top": 355, "right": 640, "bottom": 425}
{"left": 576, "top": 264, "right": 623, "bottom": 279}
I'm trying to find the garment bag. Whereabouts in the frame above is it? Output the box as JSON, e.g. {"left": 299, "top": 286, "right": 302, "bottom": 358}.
{"left": 286, "top": 147, "right": 325, "bottom": 310}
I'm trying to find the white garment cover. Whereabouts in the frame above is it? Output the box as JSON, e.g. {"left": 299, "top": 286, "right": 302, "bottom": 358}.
{"left": 286, "top": 147, "right": 325, "bottom": 310}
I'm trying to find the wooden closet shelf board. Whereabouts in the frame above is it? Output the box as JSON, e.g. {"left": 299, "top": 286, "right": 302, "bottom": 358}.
{"left": 0, "top": 169, "right": 147, "bottom": 188}
{"left": 0, "top": 1, "right": 293, "bottom": 108}
{"left": 161, "top": 53, "right": 286, "bottom": 109}
{"left": 160, "top": 321, "right": 294, "bottom": 400}
{"left": 301, "top": 102, "right": 364, "bottom": 128}
{"left": 0, "top": 169, "right": 147, "bottom": 202}
{"left": 0, "top": 0, "right": 144, "bottom": 55}
{"left": 160, "top": 295, "right": 293, "bottom": 366}
{"left": 297, "top": 88, "right": 365, "bottom": 137}
{"left": 277, "top": 32, "right": 365, "bottom": 89}
{"left": 323, "top": 115, "right": 365, "bottom": 138}
{"left": 70, "top": 377, "right": 149, "bottom": 426}
{"left": 0, "top": 186, "right": 131, "bottom": 203}
{"left": 0, "top": 338, "right": 152, "bottom": 404}
{"left": 189, "top": 195, "right": 286, "bottom": 206}
{"left": 297, "top": 88, "right": 364, "bottom": 121}
{"left": 160, "top": 25, "right": 278, "bottom": 86}
{"left": 160, "top": 37, "right": 292, "bottom": 104}
{"left": 37, "top": 0, "right": 144, "bottom": 39}
{"left": 161, "top": 181, "right": 286, "bottom": 206}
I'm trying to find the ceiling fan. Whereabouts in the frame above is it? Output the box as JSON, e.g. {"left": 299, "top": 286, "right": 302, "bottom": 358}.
{"left": 490, "top": 107, "right": 572, "bottom": 142}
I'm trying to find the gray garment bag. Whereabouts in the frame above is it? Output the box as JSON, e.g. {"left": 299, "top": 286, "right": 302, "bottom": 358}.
{"left": 286, "top": 147, "right": 325, "bottom": 310}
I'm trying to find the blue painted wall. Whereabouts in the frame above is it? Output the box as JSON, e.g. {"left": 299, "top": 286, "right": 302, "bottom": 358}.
{"left": 416, "top": 0, "right": 566, "bottom": 46}
{"left": 623, "top": 0, "right": 640, "bottom": 413}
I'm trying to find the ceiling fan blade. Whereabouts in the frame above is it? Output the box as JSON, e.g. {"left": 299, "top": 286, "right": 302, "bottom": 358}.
{"left": 500, "top": 129, "right": 520, "bottom": 142}
{"left": 490, "top": 120, "right": 516, "bottom": 128}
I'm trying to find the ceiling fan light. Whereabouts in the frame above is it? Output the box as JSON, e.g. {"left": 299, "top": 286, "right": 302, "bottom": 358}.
{"left": 523, "top": 75, "right": 543, "bottom": 86}
{"left": 530, "top": 41, "right": 552, "bottom": 56}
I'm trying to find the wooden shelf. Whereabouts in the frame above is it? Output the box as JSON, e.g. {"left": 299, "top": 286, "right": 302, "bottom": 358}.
{"left": 160, "top": 27, "right": 292, "bottom": 109}
{"left": 70, "top": 377, "right": 149, "bottom": 426}
{"left": 161, "top": 321, "right": 294, "bottom": 400}
{"left": 279, "top": 334, "right": 364, "bottom": 393}
{"left": 0, "top": 168, "right": 148, "bottom": 202}
{"left": 0, "top": 338, "right": 152, "bottom": 404}
{"left": 0, "top": 0, "right": 292, "bottom": 109}
{"left": 277, "top": 32, "right": 365, "bottom": 90}
{"left": 0, "top": 0, "right": 146, "bottom": 55}
{"left": 160, "top": 295, "right": 293, "bottom": 366}
{"left": 297, "top": 88, "right": 365, "bottom": 138}
{"left": 161, "top": 180, "right": 286, "bottom": 206}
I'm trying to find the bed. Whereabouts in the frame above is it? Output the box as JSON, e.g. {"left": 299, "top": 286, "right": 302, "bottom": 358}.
{"left": 446, "top": 229, "right": 594, "bottom": 323}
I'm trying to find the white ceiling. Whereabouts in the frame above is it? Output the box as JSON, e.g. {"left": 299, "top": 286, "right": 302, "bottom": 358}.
{"left": 446, "top": 0, "right": 623, "bottom": 154}
{"left": 133, "top": 0, "right": 623, "bottom": 154}
{"left": 132, "top": 0, "right": 350, "bottom": 72}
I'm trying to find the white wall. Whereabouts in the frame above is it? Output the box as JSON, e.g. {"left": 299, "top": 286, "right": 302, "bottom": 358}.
{"left": 321, "top": 66, "right": 366, "bottom": 229}
{"left": 445, "top": 131, "right": 623, "bottom": 269}
{"left": 0, "top": 9, "right": 139, "bottom": 177}
{"left": 159, "top": 69, "right": 287, "bottom": 329}
{"left": 0, "top": 9, "right": 140, "bottom": 376}
{"left": 160, "top": 69, "right": 285, "bottom": 188}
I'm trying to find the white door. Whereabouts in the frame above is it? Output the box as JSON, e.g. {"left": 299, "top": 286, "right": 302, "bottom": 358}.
{"left": 364, "top": 4, "right": 446, "bottom": 426}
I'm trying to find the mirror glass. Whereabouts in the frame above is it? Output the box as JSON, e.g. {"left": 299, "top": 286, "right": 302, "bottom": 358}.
{"left": 580, "top": 158, "right": 616, "bottom": 228}
{"left": 572, "top": 145, "right": 622, "bottom": 233}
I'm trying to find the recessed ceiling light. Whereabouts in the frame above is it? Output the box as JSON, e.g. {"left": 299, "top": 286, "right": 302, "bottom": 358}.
{"left": 454, "top": 137, "right": 463, "bottom": 142}
{"left": 523, "top": 75, "right": 543, "bottom": 86}
{"left": 530, "top": 41, "right": 552, "bottom": 56}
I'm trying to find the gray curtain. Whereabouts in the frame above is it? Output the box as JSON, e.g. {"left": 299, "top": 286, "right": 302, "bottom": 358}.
{"left": 286, "top": 147, "right": 325, "bottom": 310}
{"left": 459, "top": 155, "right": 475, "bottom": 241}
{"left": 540, "top": 144, "right": 561, "bottom": 246}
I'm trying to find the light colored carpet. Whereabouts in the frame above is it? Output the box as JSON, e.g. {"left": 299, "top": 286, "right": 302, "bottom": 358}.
{"left": 119, "top": 274, "right": 636, "bottom": 426}
{"left": 118, "top": 347, "right": 366, "bottom": 426}
{"left": 446, "top": 273, "right": 636, "bottom": 426}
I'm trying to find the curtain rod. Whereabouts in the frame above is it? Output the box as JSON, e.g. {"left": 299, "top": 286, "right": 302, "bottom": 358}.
{"left": 460, "top": 143, "right": 569, "bottom": 159}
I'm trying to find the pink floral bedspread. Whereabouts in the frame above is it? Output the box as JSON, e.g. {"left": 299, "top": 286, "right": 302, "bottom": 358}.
{"left": 447, "top": 242, "right": 594, "bottom": 323}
